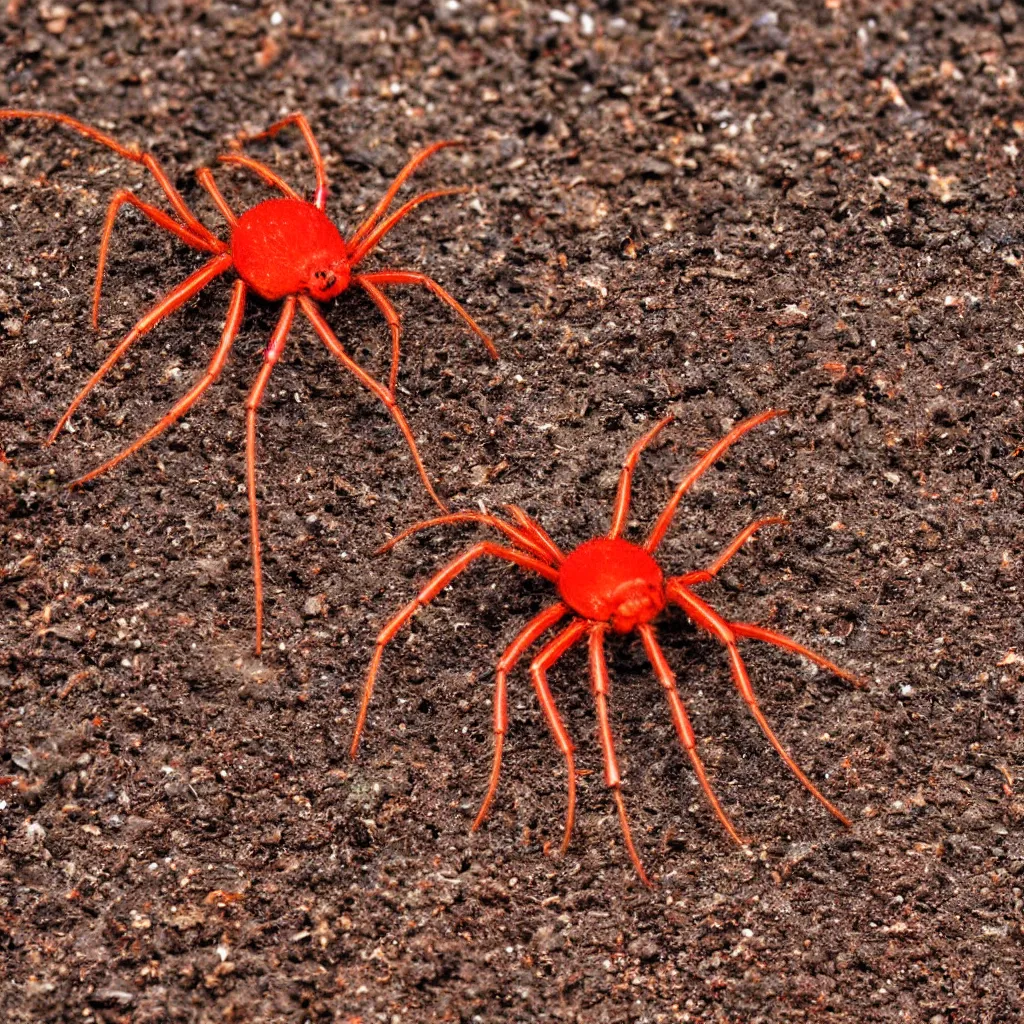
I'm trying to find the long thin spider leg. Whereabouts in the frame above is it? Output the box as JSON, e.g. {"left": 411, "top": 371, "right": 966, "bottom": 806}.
{"left": 529, "top": 619, "right": 588, "bottom": 854}
{"left": 376, "top": 511, "right": 554, "bottom": 564}
{"left": 608, "top": 415, "right": 675, "bottom": 539}
{"left": 730, "top": 622, "right": 865, "bottom": 688}
{"left": 234, "top": 113, "right": 327, "bottom": 208}
{"left": 637, "top": 623, "right": 746, "bottom": 845}
{"left": 356, "top": 277, "right": 403, "bottom": 397}
{"left": 299, "top": 296, "right": 450, "bottom": 513}
{"left": 347, "top": 188, "right": 469, "bottom": 265}
{"left": 91, "top": 190, "right": 222, "bottom": 330}
{"left": 195, "top": 167, "right": 238, "bottom": 226}
{"left": 48, "top": 253, "right": 233, "bottom": 444}
{"left": 245, "top": 296, "right": 297, "bottom": 656}
{"left": 504, "top": 504, "right": 565, "bottom": 565}
{"left": 348, "top": 141, "right": 461, "bottom": 249}
{"left": 0, "top": 110, "right": 219, "bottom": 245}
{"left": 354, "top": 270, "right": 497, "bottom": 360}
{"left": 673, "top": 517, "right": 788, "bottom": 587}
{"left": 645, "top": 409, "right": 787, "bottom": 554}
{"left": 216, "top": 153, "right": 302, "bottom": 200}
{"left": 589, "top": 624, "right": 652, "bottom": 885}
{"left": 351, "top": 542, "right": 562, "bottom": 757}
{"left": 669, "top": 583, "right": 851, "bottom": 827}
{"left": 74, "top": 281, "right": 247, "bottom": 487}
{"left": 474, "top": 603, "right": 568, "bottom": 831}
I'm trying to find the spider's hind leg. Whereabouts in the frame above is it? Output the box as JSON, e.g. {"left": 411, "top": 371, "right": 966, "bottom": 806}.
{"left": 589, "top": 625, "right": 653, "bottom": 886}
{"left": 74, "top": 280, "right": 247, "bottom": 488}
{"left": 637, "top": 623, "right": 746, "bottom": 846}
{"left": 473, "top": 603, "right": 567, "bottom": 831}
{"left": 670, "top": 583, "right": 852, "bottom": 828}
{"left": 48, "top": 253, "right": 233, "bottom": 443}
{"left": 244, "top": 295, "right": 297, "bottom": 656}
{"left": 528, "top": 620, "right": 588, "bottom": 856}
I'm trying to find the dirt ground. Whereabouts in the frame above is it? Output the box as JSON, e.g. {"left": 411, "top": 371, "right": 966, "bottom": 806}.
{"left": 1, "top": 1, "right": 1022, "bottom": 1021}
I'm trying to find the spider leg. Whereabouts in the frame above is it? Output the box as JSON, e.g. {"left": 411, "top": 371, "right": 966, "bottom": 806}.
{"left": 195, "top": 168, "right": 239, "bottom": 226}
{"left": 730, "top": 622, "right": 865, "bottom": 688}
{"left": 645, "top": 410, "right": 787, "bottom": 553}
{"left": 245, "top": 296, "right": 297, "bottom": 656}
{"left": 504, "top": 504, "right": 565, "bottom": 565}
{"left": 376, "top": 511, "right": 554, "bottom": 564}
{"left": 669, "top": 583, "right": 851, "bottom": 827}
{"left": 354, "top": 270, "right": 497, "bottom": 360}
{"left": 356, "top": 277, "right": 403, "bottom": 397}
{"left": 216, "top": 153, "right": 302, "bottom": 200}
{"left": 608, "top": 415, "right": 675, "bottom": 539}
{"left": 299, "top": 296, "right": 450, "bottom": 513}
{"left": 347, "top": 188, "right": 469, "bottom": 265}
{"left": 673, "top": 517, "right": 788, "bottom": 587}
{"left": 474, "top": 602, "right": 568, "bottom": 831}
{"left": 351, "top": 541, "right": 561, "bottom": 757}
{"left": 348, "top": 141, "right": 462, "bottom": 248}
{"left": 74, "top": 280, "right": 247, "bottom": 487}
{"left": 637, "top": 623, "right": 746, "bottom": 845}
{"left": 529, "top": 619, "right": 588, "bottom": 854}
{"left": 91, "top": 190, "right": 222, "bottom": 330}
{"left": 0, "top": 110, "right": 218, "bottom": 246}
{"left": 588, "top": 624, "right": 651, "bottom": 885}
{"left": 234, "top": 113, "right": 328, "bottom": 208}
{"left": 48, "top": 253, "right": 233, "bottom": 444}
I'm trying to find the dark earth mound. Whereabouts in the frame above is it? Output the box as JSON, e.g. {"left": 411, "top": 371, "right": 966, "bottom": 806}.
{"left": 1, "top": 1, "right": 1022, "bottom": 1021}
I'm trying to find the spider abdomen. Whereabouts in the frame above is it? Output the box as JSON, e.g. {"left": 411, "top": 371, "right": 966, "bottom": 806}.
{"left": 558, "top": 537, "right": 666, "bottom": 633}
{"left": 231, "top": 197, "right": 350, "bottom": 302}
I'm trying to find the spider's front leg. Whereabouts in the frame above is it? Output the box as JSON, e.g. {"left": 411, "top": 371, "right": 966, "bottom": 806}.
{"left": 91, "top": 190, "right": 224, "bottom": 329}
{"left": 0, "top": 110, "right": 219, "bottom": 246}
{"left": 354, "top": 268, "right": 496, "bottom": 361}
{"left": 351, "top": 541, "right": 560, "bottom": 757}
{"left": 300, "top": 297, "right": 449, "bottom": 512}
{"left": 232, "top": 112, "right": 328, "bottom": 208}
{"left": 356, "top": 277, "right": 404, "bottom": 397}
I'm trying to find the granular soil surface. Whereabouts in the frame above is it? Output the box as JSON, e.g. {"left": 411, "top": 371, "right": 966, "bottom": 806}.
{"left": 1, "top": 2, "right": 1022, "bottom": 1022}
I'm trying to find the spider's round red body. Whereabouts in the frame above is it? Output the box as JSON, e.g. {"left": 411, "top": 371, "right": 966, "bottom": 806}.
{"left": 357, "top": 411, "right": 865, "bottom": 885}
{"left": 558, "top": 537, "right": 666, "bottom": 633}
{"left": 231, "top": 198, "right": 350, "bottom": 302}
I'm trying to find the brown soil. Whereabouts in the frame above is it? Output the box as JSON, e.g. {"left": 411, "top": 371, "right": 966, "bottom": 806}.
{"left": 1, "top": 2, "right": 1022, "bottom": 1022}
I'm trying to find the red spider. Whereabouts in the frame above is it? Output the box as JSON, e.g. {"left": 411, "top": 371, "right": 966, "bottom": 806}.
{"left": 1, "top": 109, "right": 497, "bottom": 653}
{"left": 351, "top": 410, "right": 863, "bottom": 884}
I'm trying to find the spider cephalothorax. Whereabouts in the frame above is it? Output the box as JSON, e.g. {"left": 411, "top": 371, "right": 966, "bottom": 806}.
{"left": 230, "top": 197, "right": 353, "bottom": 302}
{"left": 352, "top": 410, "right": 864, "bottom": 884}
{"left": 1, "top": 109, "right": 498, "bottom": 652}
{"left": 558, "top": 538, "right": 668, "bottom": 632}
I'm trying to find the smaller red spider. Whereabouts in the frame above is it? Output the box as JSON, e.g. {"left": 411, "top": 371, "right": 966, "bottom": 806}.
{"left": 351, "top": 410, "right": 864, "bottom": 884}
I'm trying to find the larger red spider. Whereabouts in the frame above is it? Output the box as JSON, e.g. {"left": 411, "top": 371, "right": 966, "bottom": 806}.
{"left": 1, "top": 109, "right": 497, "bottom": 652}
{"left": 351, "top": 410, "right": 863, "bottom": 884}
